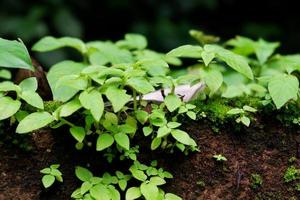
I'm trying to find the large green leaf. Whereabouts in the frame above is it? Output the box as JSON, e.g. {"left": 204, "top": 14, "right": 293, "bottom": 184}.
{"left": 0, "top": 97, "right": 21, "bottom": 120}
{"left": 205, "top": 45, "right": 253, "bottom": 79}
{"left": 16, "top": 112, "right": 55, "bottom": 133}
{"left": 47, "top": 61, "right": 86, "bottom": 102}
{"left": 32, "top": 36, "right": 87, "bottom": 54}
{"left": 79, "top": 90, "right": 104, "bottom": 121}
{"left": 268, "top": 74, "right": 299, "bottom": 109}
{"left": 105, "top": 87, "right": 131, "bottom": 112}
{"left": 0, "top": 38, "right": 33, "bottom": 70}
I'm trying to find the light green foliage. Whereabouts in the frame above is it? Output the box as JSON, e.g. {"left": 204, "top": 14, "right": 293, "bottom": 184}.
{"left": 284, "top": 166, "right": 300, "bottom": 183}
{"left": 213, "top": 154, "right": 227, "bottom": 162}
{"left": 250, "top": 174, "right": 263, "bottom": 189}
{"left": 2, "top": 32, "right": 300, "bottom": 199}
{"left": 40, "top": 164, "right": 63, "bottom": 188}
{"left": 0, "top": 38, "right": 34, "bottom": 70}
{"left": 227, "top": 105, "right": 257, "bottom": 127}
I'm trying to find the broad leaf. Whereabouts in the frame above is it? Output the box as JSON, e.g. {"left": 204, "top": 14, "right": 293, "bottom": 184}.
{"left": 42, "top": 175, "right": 55, "bottom": 188}
{"left": 60, "top": 98, "right": 82, "bottom": 117}
{"left": 164, "top": 94, "right": 181, "bottom": 112}
{"left": 0, "top": 38, "right": 33, "bottom": 70}
{"left": 268, "top": 74, "right": 299, "bottom": 109}
{"left": 114, "top": 133, "right": 130, "bottom": 150}
{"left": 19, "top": 77, "right": 38, "bottom": 91}
{"left": 75, "top": 166, "right": 93, "bottom": 182}
{"left": 125, "top": 187, "right": 141, "bottom": 200}
{"left": 79, "top": 90, "right": 104, "bottom": 121}
{"left": 205, "top": 45, "right": 253, "bottom": 79}
{"left": 16, "top": 112, "right": 54, "bottom": 133}
{"left": 117, "top": 33, "right": 147, "bottom": 50}
{"left": 140, "top": 182, "right": 158, "bottom": 200}
{"left": 105, "top": 87, "right": 131, "bottom": 112}
{"left": 47, "top": 61, "right": 86, "bottom": 102}
{"left": 32, "top": 36, "right": 87, "bottom": 54}
{"left": 96, "top": 133, "right": 114, "bottom": 151}
{"left": 171, "top": 129, "right": 193, "bottom": 146}
{"left": 70, "top": 126, "right": 85, "bottom": 142}
{"left": 167, "top": 45, "right": 203, "bottom": 58}
{"left": 20, "top": 91, "right": 44, "bottom": 109}
{"left": 127, "top": 77, "right": 154, "bottom": 94}
{"left": 0, "top": 97, "right": 21, "bottom": 120}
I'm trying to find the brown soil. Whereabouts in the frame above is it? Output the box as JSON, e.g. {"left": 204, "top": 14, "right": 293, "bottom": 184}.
{"left": 0, "top": 117, "right": 300, "bottom": 200}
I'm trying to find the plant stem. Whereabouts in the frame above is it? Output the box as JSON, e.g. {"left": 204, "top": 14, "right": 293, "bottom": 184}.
{"left": 60, "top": 118, "right": 75, "bottom": 127}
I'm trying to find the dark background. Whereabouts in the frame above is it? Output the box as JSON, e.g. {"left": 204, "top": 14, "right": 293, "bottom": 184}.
{"left": 1, "top": 0, "right": 299, "bottom": 53}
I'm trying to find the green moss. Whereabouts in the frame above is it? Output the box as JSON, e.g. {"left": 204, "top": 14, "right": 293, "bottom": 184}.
{"left": 44, "top": 101, "right": 63, "bottom": 113}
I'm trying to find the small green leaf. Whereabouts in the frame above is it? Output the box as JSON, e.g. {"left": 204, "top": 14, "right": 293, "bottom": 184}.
{"left": 0, "top": 69, "right": 11, "bottom": 79}
{"left": 81, "top": 181, "right": 92, "bottom": 195}
{"left": 164, "top": 94, "right": 182, "bottom": 112}
{"left": 140, "top": 182, "right": 159, "bottom": 200}
{"left": 143, "top": 126, "right": 153, "bottom": 136}
{"left": 42, "top": 175, "right": 55, "bottom": 188}
{"left": 165, "top": 193, "right": 182, "bottom": 200}
{"left": 32, "top": 36, "right": 86, "bottom": 54}
{"left": 151, "top": 137, "right": 162, "bottom": 150}
{"left": 75, "top": 166, "right": 93, "bottom": 182}
{"left": 19, "top": 77, "right": 38, "bottom": 91}
{"left": 240, "top": 116, "right": 251, "bottom": 127}
{"left": 16, "top": 112, "right": 54, "bottom": 133}
{"left": 127, "top": 77, "right": 155, "bottom": 94}
{"left": 171, "top": 129, "right": 193, "bottom": 146}
{"left": 118, "top": 179, "right": 127, "bottom": 191}
{"left": 96, "top": 133, "right": 114, "bottom": 151}
{"left": 167, "top": 45, "right": 203, "bottom": 58}
{"left": 135, "top": 110, "right": 148, "bottom": 124}
{"left": 149, "top": 177, "right": 166, "bottom": 186}
{"left": 242, "top": 105, "right": 257, "bottom": 113}
{"left": 201, "top": 51, "right": 215, "bottom": 66}
{"left": 114, "top": 133, "right": 130, "bottom": 150}
{"left": 0, "top": 38, "right": 33, "bottom": 70}
{"left": 157, "top": 126, "right": 171, "bottom": 138}
{"left": 79, "top": 90, "right": 104, "bottom": 121}
{"left": 60, "top": 98, "right": 82, "bottom": 117}
{"left": 126, "top": 187, "right": 142, "bottom": 200}
{"left": 268, "top": 74, "right": 299, "bottom": 109}
{"left": 186, "top": 111, "right": 196, "bottom": 120}
{"left": 202, "top": 69, "right": 223, "bottom": 95}
{"left": 129, "top": 166, "right": 147, "bottom": 181}
{"left": 0, "top": 97, "right": 21, "bottom": 120}
{"left": 227, "top": 108, "right": 245, "bottom": 115}
{"left": 167, "top": 122, "right": 181, "bottom": 129}
{"left": 117, "top": 33, "right": 147, "bottom": 50}
{"left": 0, "top": 81, "right": 20, "bottom": 92}
{"left": 70, "top": 126, "right": 85, "bottom": 143}
{"left": 90, "top": 184, "right": 110, "bottom": 200}
{"left": 20, "top": 91, "right": 44, "bottom": 109}
{"left": 105, "top": 87, "right": 131, "bottom": 112}
{"left": 255, "top": 39, "right": 279, "bottom": 64}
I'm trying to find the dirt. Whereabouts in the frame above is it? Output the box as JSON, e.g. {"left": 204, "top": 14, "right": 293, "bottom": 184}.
{"left": 0, "top": 117, "right": 300, "bottom": 200}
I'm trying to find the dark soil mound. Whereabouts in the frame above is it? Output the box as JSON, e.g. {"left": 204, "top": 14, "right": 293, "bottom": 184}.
{"left": 0, "top": 118, "right": 299, "bottom": 200}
